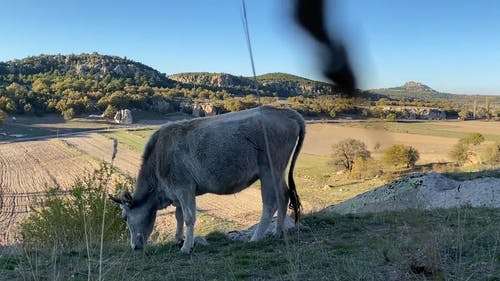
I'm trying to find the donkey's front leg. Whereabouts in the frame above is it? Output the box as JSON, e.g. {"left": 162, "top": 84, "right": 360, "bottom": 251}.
{"left": 174, "top": 206, "right": 184, "bottom": 244}
{"left": 178, "top": 192, "right": 196, "bottom": 253}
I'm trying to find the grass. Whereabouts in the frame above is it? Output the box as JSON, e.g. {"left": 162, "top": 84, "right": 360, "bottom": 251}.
{"left": 294, "top": 153, "right": 385, "bottom": 209}
{"left": 102, "top": 129, "right": 154, "bottom": 152}
{"left": 1, "top": 208, "right": 498, "bottom": 280}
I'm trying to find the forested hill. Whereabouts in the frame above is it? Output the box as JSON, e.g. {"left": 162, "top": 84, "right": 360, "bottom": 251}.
{"left": 0, "top": 53, "right": 340, "bottom": 118}
{"left": 0, "top": 53, "right": 173, "bottom": 87}
{"left": 169, "top": 72, "right": 335, "bottom": 97}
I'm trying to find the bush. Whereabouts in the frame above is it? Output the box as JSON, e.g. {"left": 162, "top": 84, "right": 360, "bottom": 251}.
{"left": 350, "top": 157, "right": 383, "bottom": 180}
{"left": 449, "top": 142, "right": 470, "bottom": 165}
{"left": 480, "top": 142, "right": 500, "bottom": 164}
{"left": 459, "top": 132, "right": 485, "bottom": 146}
{"left": 0, "top": 109, "right": 7, "bottom": 124}
{"left": 386, "top": 113, "right": 397, "bottom": 121}
{"left": 382, "top": 144, "right": 420, "bottom": 168}
{"left": 20, "top": 163, "right": 130, "bottom": 249}
{"left": 103, "top": 104, "right": 118, "bottom": 119}
{"left": 62, "top": 108, "right": 75, "bottom": 120}
{"left": 331, "top": 139, "right": 371, "bottom": 172}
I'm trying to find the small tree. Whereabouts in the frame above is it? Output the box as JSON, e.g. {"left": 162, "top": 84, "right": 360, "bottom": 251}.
{"left": 331, "top": 139, "right": 371, "bottom": 172}
{"left": 0, "top": 109, "right": 7, "bottom": 124}
{"left": 350, "top": 156, "right": 383, "bottom": 179}
{"left": 458, "top": 108, "right": 469, "bottom": 120}
{"left": 382, "top": 144, "right": 420, "bottom": 168}
{"left": 103, "top": 104, "right": 118, "bottom": 119}
{"left": 386, "top": 113, "right": 397, "bottom": 121}
{"left": 481, "top": 142, "right": 500, "bottom": 164}
{"left": 459, "top": 132, "right": 485, "bottom": 146}
{"left": 62, "top": 108, "right": 75, "bottom": 120}
{"left": 449, "top": 142, "right": 469, "bottom": 165}
{"left": 485, "top": 97, "right": 491, "bottom": 120}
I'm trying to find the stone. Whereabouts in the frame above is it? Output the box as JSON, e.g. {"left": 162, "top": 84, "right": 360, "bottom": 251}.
{"left": 114, "top": 109, "right": 133, "bottom": 124}
{"left": 326, "top": 173, "right": 500, "bottom": 215}
{"left": 226, "top": 215, "right": 308, "bottom": 241}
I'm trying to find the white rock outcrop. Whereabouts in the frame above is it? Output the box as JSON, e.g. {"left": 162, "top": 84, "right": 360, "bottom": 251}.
{"left": 326, "top": 173, "right": 500, "bottom": 215}
{"left": 114, "top": 109, "right": 133, "bottom": 124}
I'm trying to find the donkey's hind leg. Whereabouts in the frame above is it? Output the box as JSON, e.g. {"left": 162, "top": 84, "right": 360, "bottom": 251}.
{"left": 275, "top": 179, "right": 290, "bottom": 238}
{"left": 250, "top": 172, "right": 278, "bottom": 242}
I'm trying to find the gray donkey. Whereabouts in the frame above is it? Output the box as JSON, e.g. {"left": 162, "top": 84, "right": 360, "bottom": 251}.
{"left": 110, "top": 106, "right": 305, "bottom": 253}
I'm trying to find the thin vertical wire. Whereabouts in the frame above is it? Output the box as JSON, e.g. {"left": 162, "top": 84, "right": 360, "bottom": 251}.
{"left": 241, "top": 3, "right": 297, "bottom": 277}
{"left": 241, "top": 0, "right": 260, "bottom": 105}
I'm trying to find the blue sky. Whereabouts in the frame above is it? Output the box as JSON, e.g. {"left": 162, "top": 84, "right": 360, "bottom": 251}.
{"left": 1, "top": 0, "right": 500, "bottom": 94}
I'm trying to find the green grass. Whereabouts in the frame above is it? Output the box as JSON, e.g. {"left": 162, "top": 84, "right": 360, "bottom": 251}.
{"left": 294, "top": 153, "right": 384, "bottom": 208}
{"left": 2, "top": 208, "right": 498, "bottom": 280}
{"left": 102, "top": 129, "right": 155, "bottom": 151}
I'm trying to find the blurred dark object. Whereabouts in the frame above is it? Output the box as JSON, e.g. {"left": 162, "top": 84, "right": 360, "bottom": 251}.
{"left": 295, "top": 0, "right": 357, "bottom": 96}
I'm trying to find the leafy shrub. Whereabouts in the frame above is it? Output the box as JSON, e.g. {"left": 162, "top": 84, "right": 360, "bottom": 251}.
{"left": 20, "top": 163, "right": 130, "bottom": 249}
{"left": 480, "top": 142, "right": 500, "bottom": 164}
{"left": 331, "top": 139, "right": 371, "bottom": 172}
{"left": 449, "top": 142, "right": 470, "bottom": 165}
{"left": 459, "top": 132, "right": 485, "bottom": 146}
{"left": 0, "top": 109, "right": 7, "bottom": 124}
{"left": 62, "top": 108, "right": 75, "bottom": 120}
{"left": 386, "top": 113, "right": 397, "bottom": 121}
{"left": 382, "top": 144, "right": 420, "bottom": 168}
{"left": 350, "top": 157, "right": 383, "bottom": 179}
{"left": 103, "top": 104, "right": 118, "bottom": 119}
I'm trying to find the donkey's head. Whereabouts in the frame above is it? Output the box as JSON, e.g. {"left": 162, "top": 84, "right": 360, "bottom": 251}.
{"left": 109, "top": 190, "right": 157, "bottom": 250}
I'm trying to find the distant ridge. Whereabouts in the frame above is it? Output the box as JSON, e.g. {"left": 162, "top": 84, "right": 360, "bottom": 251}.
{"left": 168, "top": 72, "right": 335, "bottom": 97}
{"left": 397, "top": 81, "right": 437, "bottom": 93}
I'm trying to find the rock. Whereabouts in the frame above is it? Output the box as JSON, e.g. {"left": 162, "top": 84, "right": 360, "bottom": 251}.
{"left": 226, "top": 215, "right": 308, "bottom": 241}
{"left": 192, "top": 103, "right": 217, "bottom": 117}
{"left": 381, "top": 106, "right": 447, "bottom": 120}
{"left": 150, "top": 98, "right": 170, "bottom": 113}
{"left": 114, "top": 109, "right": 133, "bottom": 124}
{"left": 325, "top": 173, "right": 500, "bottom": 215}
{"left": 192, "top": 103, "right": 204, "bottom": 117}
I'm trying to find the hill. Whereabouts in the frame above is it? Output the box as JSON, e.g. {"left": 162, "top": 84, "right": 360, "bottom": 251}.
{"left": 364, "top": 81, "right": 500, "bottom": 108}
{"left": 0, "top": 53, "right": 180, "bottom": 117}
{"left": 0, "top": 54, "right": 343, "bottom": 118}
{"left": 0, "top": 53, "right": 173, "bottom": 87}
{"left": 2, "top": 53, "right": 499, "bottom": 120}
{"left": 395, "top": 81, "right": 437, "bottom": 93}
{"left": 169, "top": 72, "right": 335, "bottom": 97}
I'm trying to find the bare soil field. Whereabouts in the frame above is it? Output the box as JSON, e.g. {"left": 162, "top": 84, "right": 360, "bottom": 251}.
{"left": 61, "top": 133, "right": 143, "bottom": 176}
{"left": 0, "top": 139, "right": 98, "bottom": 244}
{"left": 432, "top": 120, "right": 500, "bottom": 135}
{"left": 304, "top": 120, "right": 500, "bottom": 164}
{"left": 303, "top": 123, "right": 458, "bottom": 164}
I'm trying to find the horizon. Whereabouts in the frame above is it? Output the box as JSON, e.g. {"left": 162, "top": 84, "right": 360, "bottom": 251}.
{"left": 1, "top": 0, "right": 500, "bottom": 95}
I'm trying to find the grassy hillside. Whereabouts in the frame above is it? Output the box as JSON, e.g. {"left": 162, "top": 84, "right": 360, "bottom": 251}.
{"left": 1, "top": 208, "right": 498, "bottom": 280}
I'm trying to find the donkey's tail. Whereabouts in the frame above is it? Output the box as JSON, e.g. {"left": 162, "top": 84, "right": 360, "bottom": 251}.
{"left": 287, "top": 110, "right": 305, "bottom": 223}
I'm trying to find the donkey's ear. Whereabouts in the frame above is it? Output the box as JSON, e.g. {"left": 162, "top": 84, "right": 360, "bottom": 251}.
{"left": 108, "top": 194, "right": 123, "bottom": 204}
{"left": 108, "top": 190, "right": 133, "bottom": 207}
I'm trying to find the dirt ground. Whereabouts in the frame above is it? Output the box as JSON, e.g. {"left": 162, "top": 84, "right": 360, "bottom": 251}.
{"left": 302, "top": 123, "right": 458, "bottom": 164}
